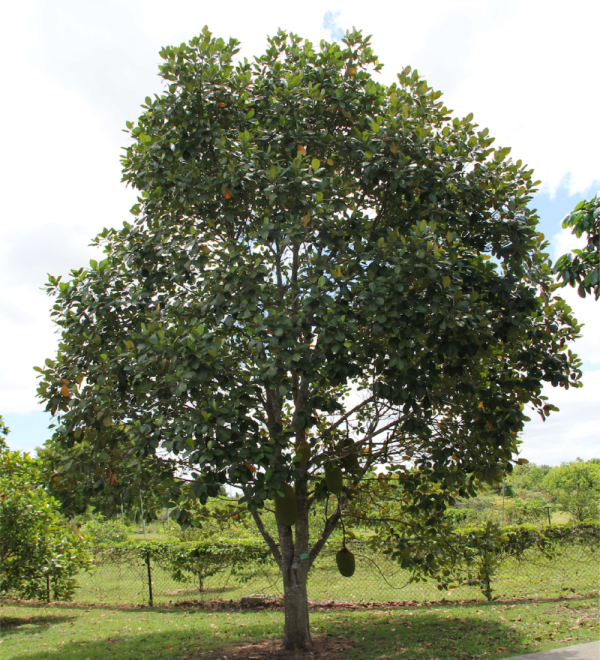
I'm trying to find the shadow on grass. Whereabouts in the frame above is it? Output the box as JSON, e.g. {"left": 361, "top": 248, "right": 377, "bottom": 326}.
{"left": 0, "top": 614, "right": 75, "bottom": 637}
{"left": 1, "top": 611, "right": 539, "bottom": 660}
{"left": 347, "top": 610, "right": 534, "bottom": 659}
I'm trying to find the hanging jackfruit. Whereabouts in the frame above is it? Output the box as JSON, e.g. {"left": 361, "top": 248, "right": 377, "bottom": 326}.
{"left": 336, "top": 547, "right": 355, "bottom": 577}
{"left": 275, "top": 483, "right": 297, "bottom": 527}
{"left": 341, "top": 444, "right": 359, "bottom": 472}
{"left": 325, "top": 463, "right": 343, "bottom": 495}
{"left": 297, "top": 440, "right": 311, "bottom": 465}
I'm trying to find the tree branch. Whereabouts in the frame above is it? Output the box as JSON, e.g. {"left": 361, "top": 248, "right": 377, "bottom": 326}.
{"left": 323, "top": 395, "right": 375, "bottom": 435}
{"left": 308, "top": 505, "right": 342, "bottom": 567}
{"left": 250, "top": 509, "right": 282, "bottom": 567}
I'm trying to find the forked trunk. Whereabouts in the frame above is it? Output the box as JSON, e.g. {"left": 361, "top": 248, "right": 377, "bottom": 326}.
{"left": 282, "top": 564, "right": 311, "bottom": 650}
{"left": 249, "top": 432, "right": 342, "bottom": 650}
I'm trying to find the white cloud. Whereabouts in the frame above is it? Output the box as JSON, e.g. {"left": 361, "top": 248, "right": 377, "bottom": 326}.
{"left": 521, "top": 370, "right": 600, "bottom": 466}
{"left": 553, "top": 226, "right": 586, "bottom": 260}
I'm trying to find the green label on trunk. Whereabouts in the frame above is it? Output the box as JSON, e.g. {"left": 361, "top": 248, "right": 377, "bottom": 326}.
{"left": 299, "top": 553, "right": 310, "bottom": 560}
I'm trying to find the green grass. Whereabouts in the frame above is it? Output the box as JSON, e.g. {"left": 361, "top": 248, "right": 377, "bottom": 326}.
{"left": 1, "top": 595, "right": 598, "bottom": 659}
{"left": 73, "top": 546, "right": 599, "bottom": 607}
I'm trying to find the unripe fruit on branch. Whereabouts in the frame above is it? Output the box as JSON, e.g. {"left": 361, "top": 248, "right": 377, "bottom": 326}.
{"left": 297, "top": 440, "right": 311, "bottom": 465}
{"left": 275, "top": 483, "right": 297, "bottom": 527}
{"left": 325, "top": 463, "right": 343, "bottom": 495}
{"left": 341, "top": 450, "right": 359, "bottom": 472}
{"left": 336, "top": 547, "right": 355, "bottom": 577}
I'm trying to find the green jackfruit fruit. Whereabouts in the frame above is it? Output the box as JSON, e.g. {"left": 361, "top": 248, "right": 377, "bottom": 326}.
{"left": 336, "top": 547, "right": 355, "bottom": 577}
{"left": 325, "top": 463, "right": 343, "bottom": 495}
{"left": 297, "top": 440, "right": 311, "bottom": 465}
{"left": 275, "top": 483, "right": 297, "bottom": 527}
{"left": 341, "top": 449, "right": 359, "bottom": 472}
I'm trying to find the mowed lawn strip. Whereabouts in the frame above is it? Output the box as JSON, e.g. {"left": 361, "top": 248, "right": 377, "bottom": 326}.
{"left": 0, "top": 596, "right": 598, "bottom": 659}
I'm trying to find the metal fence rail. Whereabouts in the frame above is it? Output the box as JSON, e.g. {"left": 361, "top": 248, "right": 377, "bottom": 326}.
{"left": 72, "top": 541, "right": 599, "bottom": 607}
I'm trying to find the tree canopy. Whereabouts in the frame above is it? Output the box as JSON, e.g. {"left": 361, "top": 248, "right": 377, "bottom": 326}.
{"left": 37, "top": 28, "right": 581, "bottom": 649}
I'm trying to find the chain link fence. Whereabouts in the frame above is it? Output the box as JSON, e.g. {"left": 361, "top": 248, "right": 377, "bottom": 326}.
{"left": 72, "top": 540, "right": 599, "bottom": 607}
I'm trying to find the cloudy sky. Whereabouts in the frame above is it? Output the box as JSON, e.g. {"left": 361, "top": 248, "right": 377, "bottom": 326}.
{"left": 1, "top": 0, "right": 598, "bottom": 465}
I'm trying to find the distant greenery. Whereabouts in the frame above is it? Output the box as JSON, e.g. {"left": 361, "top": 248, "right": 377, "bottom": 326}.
{"left": 444, "top": 458, "right": 599, "bottom": 525}
{"left": 543, "top": 459, "right": 600, "bottom": 522}
{"left": 80, "top": 519, "right": 129, "bottom": 544}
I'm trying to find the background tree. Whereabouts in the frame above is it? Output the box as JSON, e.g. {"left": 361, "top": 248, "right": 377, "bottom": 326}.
{"left": 508, "top": 461, "right": 552, "bottom": 496}
{"left": 0, "top": 416, "right": 92, "bottom": 601}
{"left": 37, "top": 29, "right": 581, "bottom": 650}
{"left": 543, "top": 459, "right": 600, "bottom": 522}
{"left": 554, "top": 196, "right": 599, "bottom": 299}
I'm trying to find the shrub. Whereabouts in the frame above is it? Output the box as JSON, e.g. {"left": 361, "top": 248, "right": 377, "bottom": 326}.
{"left": 80, "top": 519, "right": 129, "bottom": 544}
{"left": 0, "top": 417, "right": 93, "bottom": 601}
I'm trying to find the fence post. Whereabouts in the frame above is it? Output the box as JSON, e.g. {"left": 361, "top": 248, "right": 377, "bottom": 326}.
{"left": 46, "top": 573, "right": 51, "bottom": 603}
{"left": 146, "top": 550, "right": 153, "bottom": 607}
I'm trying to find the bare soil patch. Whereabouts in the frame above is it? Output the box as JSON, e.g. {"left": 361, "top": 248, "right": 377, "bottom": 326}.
{"left": 219, "top": 636, "right": 355, "bottom": 659}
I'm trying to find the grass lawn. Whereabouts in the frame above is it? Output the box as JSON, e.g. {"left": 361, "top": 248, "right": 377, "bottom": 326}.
{"left": 1, "top": 595, "right": 598, "bottom": 659}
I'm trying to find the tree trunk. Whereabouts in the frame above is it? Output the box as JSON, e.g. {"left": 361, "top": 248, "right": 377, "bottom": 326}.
{"left": 278, "top": 476, "right": 313, "bottom": 650}
{"left": 282, "top": 564, "right": 311, "bottom": 650}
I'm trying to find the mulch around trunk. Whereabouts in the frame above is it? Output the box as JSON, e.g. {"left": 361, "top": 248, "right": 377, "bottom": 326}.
{"left": 215, "top": 635, "right": 355, "bottom": 659}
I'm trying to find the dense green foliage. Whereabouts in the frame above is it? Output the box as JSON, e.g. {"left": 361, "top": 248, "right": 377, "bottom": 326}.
{"left": 0, "top": 416, "right": 93, "bottom": 601}
{"left": 554, "top": 196, "right": 600, "bottom": 299}
{"left": 507, "top": 461, "right": 552, "bottom": 496}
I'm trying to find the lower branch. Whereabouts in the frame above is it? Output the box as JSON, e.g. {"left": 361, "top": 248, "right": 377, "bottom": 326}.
{"left": 308, "top": 505, "right": 342, "bottom": 567}
{"left": 250, "top": 510, "right": 282, "bottom": 568}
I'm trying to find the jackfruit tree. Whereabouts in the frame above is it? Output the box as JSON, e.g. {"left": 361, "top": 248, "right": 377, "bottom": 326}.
{"left": 37, "top": 29, "right": 582, "bottom": 649}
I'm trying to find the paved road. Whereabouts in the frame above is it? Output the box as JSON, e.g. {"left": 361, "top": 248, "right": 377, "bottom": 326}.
{"left": 503, "top": 641, "right": 600, "bottom": 660}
